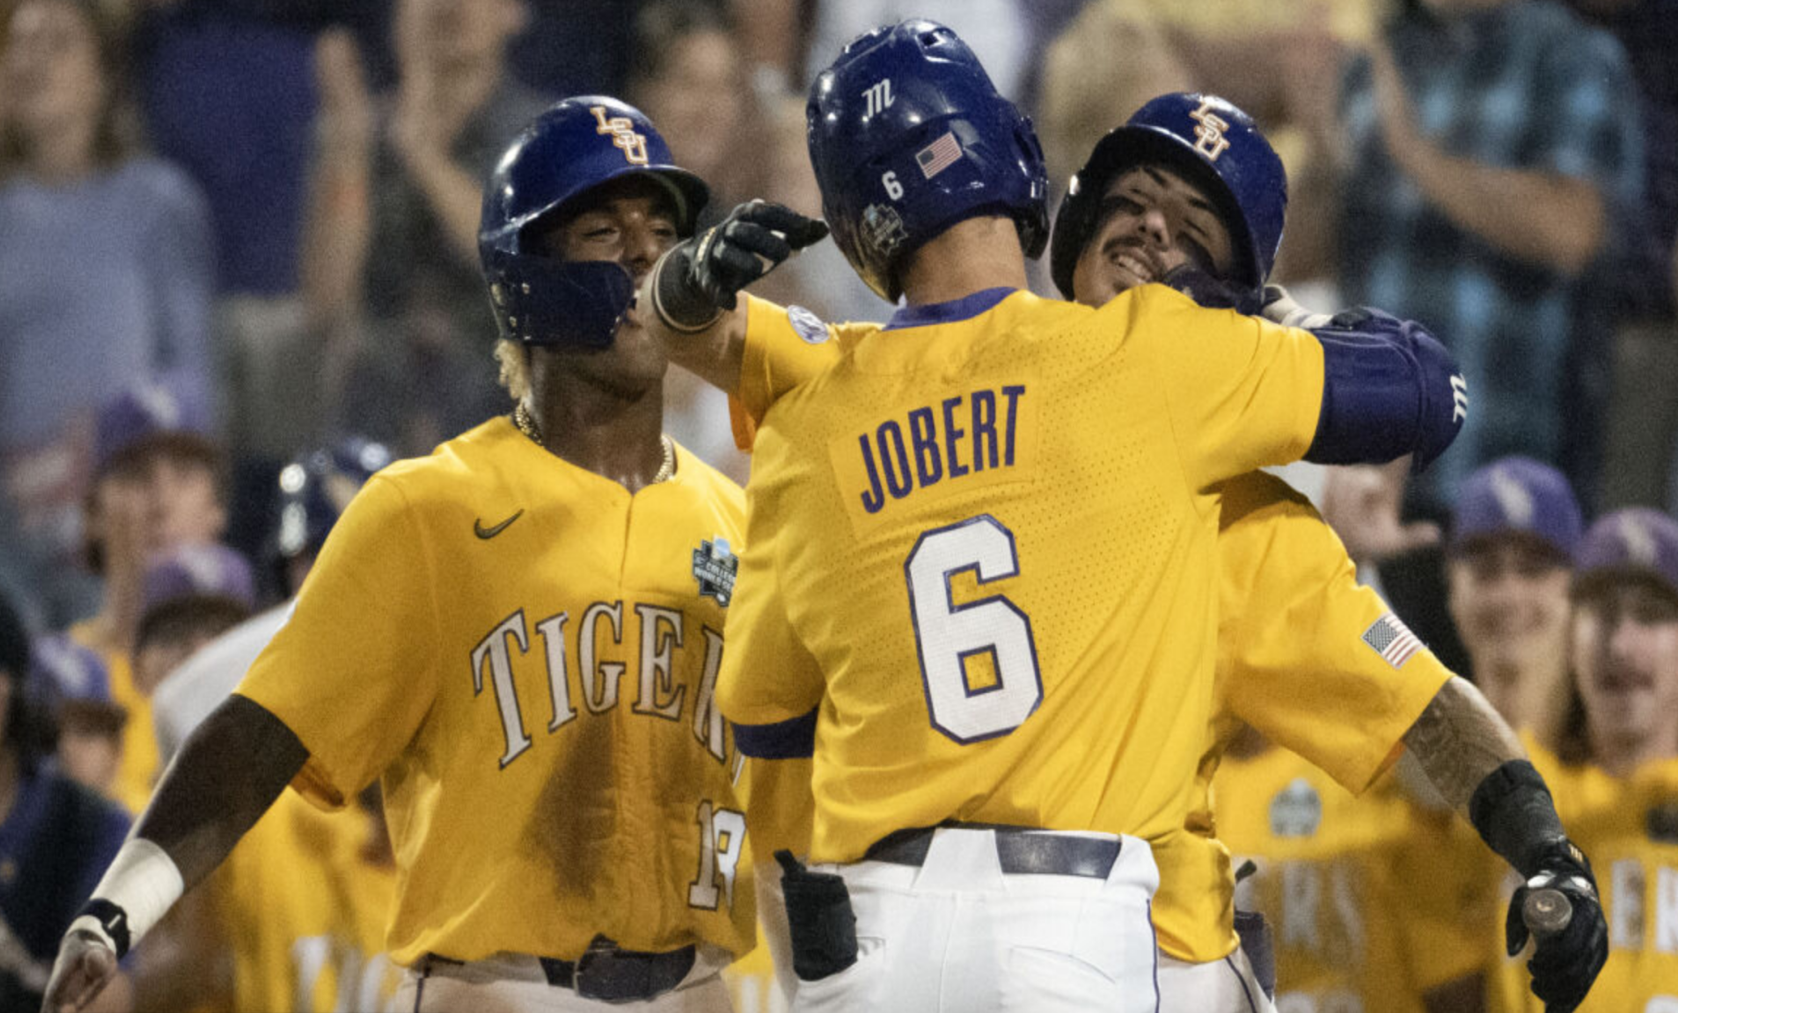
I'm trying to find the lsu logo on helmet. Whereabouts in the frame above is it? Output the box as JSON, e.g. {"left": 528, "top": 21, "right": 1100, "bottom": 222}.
{"left": 590, "top": 105, "right": 650, "bottom": 165}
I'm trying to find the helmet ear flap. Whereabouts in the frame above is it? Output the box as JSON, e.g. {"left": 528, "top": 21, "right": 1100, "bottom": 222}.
{"left": 1013, "top": 112, "right": 1051, "bottom": 259}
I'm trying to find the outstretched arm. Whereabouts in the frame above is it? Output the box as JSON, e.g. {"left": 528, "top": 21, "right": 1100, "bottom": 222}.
{"left": 639, "top": 200, "right": 829, "bottom": 391}
{"left": 1400, "top": 678, "right": 1609, "bottom": 1013}
{"left": 41, "top": 696, "right": 307, "bottom": 1013}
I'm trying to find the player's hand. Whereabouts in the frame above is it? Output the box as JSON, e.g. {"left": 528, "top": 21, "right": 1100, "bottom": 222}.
{"left": 1320, "top": 462, "right": 1440, "bottom": 564}
{"left": 652, "top": 200, "right": 830, "bottom": 330}
{"left": 39, "top": 928, "right": 117, "bottom": 1013}
{"left": 1504, "top": 839, "right": 1608, "bottom": 1013}
{"left": 1161, "top": 263, "right": 1259, "bottom": 315}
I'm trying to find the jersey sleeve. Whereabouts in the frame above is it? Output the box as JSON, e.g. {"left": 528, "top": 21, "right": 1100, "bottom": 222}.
{"left": 234, "top": 476, "right": 442, "bottom": 809}
{"left": 1133, "top": 287, "right": 1326, "bottom": 487}
{"left": 729, "top": 297, "right": 847, "bottom": 451}
{"left": 1215, "top": 473, "right": 1451, "bottom": 793}
{"left": 716, "top": 468, "right": 827, "bottom": 726}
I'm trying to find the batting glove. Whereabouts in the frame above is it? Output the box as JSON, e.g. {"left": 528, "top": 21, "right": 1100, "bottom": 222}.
{"left": 650, "top": 200, "right": 830, "bottom": 332}
{"left": 1160, "top": 263, "right": 1261, "bottom": 315}
{"left": 1505, "top": 838, "right": 1608, "bottom": 1013}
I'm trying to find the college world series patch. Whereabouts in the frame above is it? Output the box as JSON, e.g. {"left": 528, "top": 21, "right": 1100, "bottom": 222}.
{"left": 693, "top": 537, "right": 738, "bottom": 607}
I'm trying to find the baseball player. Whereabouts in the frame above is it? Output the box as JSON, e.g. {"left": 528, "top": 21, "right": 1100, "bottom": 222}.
{"left": 42, "top": 98, "right": 767, "bottom": 1013}
{"left": 1053, "top": 94, "right": 1615, "bottom": 1013}
{"left": 2, "top": 596, "right": 132, "bottom": 1013}
{"left": 1491, "top": 509, "right": 1676, "bottom": 1013}
{"left": 638, "top": 75, "right": 1608, "bottom": 1011}
{"left": 634, "top": 22, "right": 1467, "bottom": 1012}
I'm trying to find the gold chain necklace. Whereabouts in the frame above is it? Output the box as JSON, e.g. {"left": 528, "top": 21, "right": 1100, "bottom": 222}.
{"left": 513, "top": 403, "right": 675, "bottom": 484}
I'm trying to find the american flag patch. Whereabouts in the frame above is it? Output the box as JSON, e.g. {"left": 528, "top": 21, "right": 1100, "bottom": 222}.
{"left": 915, "top": 131, "right": 963, "bottom": 179}
{"left": 1361, "top": 612, "right": 1423, "bottom": 668}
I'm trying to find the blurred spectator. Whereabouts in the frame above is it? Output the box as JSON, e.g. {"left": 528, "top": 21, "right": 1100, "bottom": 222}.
{"left": 1564, "top": 0, "right": 1676, "bottom": 513}
{"left": 1491, "top": 507, "right": 1676, "bottom": 1012}
{"left": 132, "top": 541, "right": 256, "bottom": 701}
{"left": 0, "top": 0, "right": 217, "bottom": 629}
{"left": 0, "top": 591, "right": 133, "bottom": 1013}
{"left": 70, "top": 380, "right": 229, "bottom": 659}
{"left": 509, "top": 0, "right": 645, "bottom": 97}
{"left": 130, "top": 439, "right": 402, "bottom": 1013}
{"left": 1552, "top": 507, "right": 1677, "bottom": 772}
{"left": 633, "top": 0, "right": 766, "bottom": 219}
{"left": 154, "top": 436, "right": 391, "bottom": 758}
{"left": 1446, "top": 457, "right": 1582, "bottom": 744}
{"left": 1336, "top": 0, "right": 1644, "bottom": 513}
{"left": 805, "top": 0, "right": 1031, "bottom": 102}
{"left": 306, "top": 0, "right": 552, "bottom": 457}
{"left": 24, "top": 634, "right": 122, "bottom": 796}
{"left": 64, "top": 381, "right": 235, "bottom": 814}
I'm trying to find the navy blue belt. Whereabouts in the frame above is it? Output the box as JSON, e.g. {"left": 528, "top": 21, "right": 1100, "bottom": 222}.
{"left": 537, "top": 937, "right": 695, "bottom": 1004}
{"left": 862, "top": 824, "right": 1121, "bottom": 879}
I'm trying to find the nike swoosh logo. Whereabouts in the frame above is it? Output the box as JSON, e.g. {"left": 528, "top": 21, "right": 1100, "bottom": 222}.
{"left": 474, "top": 509, "right": 524, "bottom": 540}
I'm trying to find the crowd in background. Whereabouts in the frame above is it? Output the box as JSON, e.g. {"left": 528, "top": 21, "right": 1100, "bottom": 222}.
{"left": 0, "top": 0, "right": 1675, "bottom": 1010}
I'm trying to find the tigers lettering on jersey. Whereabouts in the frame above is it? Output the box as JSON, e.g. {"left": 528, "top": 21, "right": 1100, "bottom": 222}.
{"left": 469, "top": 602, "right": 730, "bottom": 769}
{"left": 830, "top": 384, "right": 1036, "bottom": 536}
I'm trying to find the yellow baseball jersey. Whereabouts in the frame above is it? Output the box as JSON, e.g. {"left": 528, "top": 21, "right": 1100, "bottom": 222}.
{"left": 1489, "top": 757, "right": 1677, "bottom": 1013}
{"left": 717, "top": 284, "right": 1326, "bottom": 866}
{"left": 1213, "top": 749, "right": 1424, "bottom": 1013}
{"left": 212, "top": 792, "right": 400, "bottom": 1011}
{"left": 727, "top": 297, "right": 1443, "bottom": 961}
{"left": 236, "top": 419, "right": 757, "bottom": 966}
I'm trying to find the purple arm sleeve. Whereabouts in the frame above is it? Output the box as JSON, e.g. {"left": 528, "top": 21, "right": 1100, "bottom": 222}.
{"left": 732, "top": 709, "right": 817, "bottom": 759}
{"left": 1303, "top": 310, "right": 1466, "bottom": 471}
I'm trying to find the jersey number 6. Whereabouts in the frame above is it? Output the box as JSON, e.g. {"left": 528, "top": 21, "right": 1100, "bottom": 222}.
{"left": 905, "top": 515, "right": 1043, "bottom": 744}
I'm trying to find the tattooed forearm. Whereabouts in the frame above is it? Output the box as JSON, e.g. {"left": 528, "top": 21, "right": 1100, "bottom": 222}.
{"left": 1401, "top": 677, "right": 1526, "bottom": 812}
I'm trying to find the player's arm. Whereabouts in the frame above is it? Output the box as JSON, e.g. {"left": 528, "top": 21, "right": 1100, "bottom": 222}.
{"left": 1401, "top": 668, "right": 1607, "bottom": 1013}
{"left": 1216, "top": 477, "right": 1603, "bottom": 1012}
{"left": 41, "top": 696, "right": 307, "bottom": 1013}
{"left": 717, "top": 465, "right": 827, "bottom": 756}
{"left": 1151, "top": 288, "right": 1465, "bottom": 486}
{"left": 639, "top": 200, "right": 831, "bottom": 391}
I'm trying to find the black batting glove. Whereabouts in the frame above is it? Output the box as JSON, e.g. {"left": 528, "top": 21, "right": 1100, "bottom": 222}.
{"left": 651, "top": 200, "right": 830, "bottom": 331}
{"left": 1505, "top": 838, "right": 1608, "bottom": 1013}
{"left": 1160, "top": 263, "right": 1261, "bottom": 315}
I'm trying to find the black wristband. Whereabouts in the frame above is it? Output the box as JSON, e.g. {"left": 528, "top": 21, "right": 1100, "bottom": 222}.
{"left": 78, "top": 897, "right": 132, "bottom": 958}
{"left": 650, "top": 243, "right": 724, "bottom": 333}
{"left": 1468, "top": 759, "right": 1570, "bottom": 877}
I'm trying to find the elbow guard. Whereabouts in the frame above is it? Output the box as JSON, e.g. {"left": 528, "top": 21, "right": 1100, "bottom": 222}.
{"left": 1304, "top": 310, "right": 1467, "bottom": 471}
{"left": 732, "top": 709, "right": 817, "bottom": 759}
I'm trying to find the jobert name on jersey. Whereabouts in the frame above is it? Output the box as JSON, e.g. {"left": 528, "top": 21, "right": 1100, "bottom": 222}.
{"left": 831, "top": 383, "right": 1034, "bottom": 528}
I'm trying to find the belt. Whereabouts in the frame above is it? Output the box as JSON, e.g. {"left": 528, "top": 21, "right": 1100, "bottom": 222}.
{"left": 862, "top": 824, "right": 1121, "bottom": 879}
{"left": 538, "top": 937, "right": 696, "bottom": 1004}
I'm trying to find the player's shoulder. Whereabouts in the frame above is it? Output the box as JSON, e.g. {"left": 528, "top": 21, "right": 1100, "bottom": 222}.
{"left": 365, "top": 416, "right": 516, "bottom": 500}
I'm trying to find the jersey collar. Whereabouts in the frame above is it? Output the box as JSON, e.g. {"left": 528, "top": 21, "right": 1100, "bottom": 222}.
{"left": 884, "top": 287, "right": 1019, "bottom": 331}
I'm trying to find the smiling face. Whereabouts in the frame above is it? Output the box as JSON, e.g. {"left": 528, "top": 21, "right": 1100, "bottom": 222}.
{"left": 1570, "top": 577, "right": 1677, "bottom": 760}
{"left": 1070, "top": 165, "right": 1240, "bottom": 306}
{"left": 1447, "top": 535, "right": 1573, "bottom": 731}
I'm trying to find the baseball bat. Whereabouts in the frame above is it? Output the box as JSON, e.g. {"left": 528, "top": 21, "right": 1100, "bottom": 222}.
{"left": 1523, "top": 888, "right": 1573, "bottom": 937}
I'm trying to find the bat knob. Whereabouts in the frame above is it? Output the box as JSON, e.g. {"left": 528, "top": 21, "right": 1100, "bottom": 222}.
{"left": 1524, "top": 888, "right": 1573, "bottom": 936}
